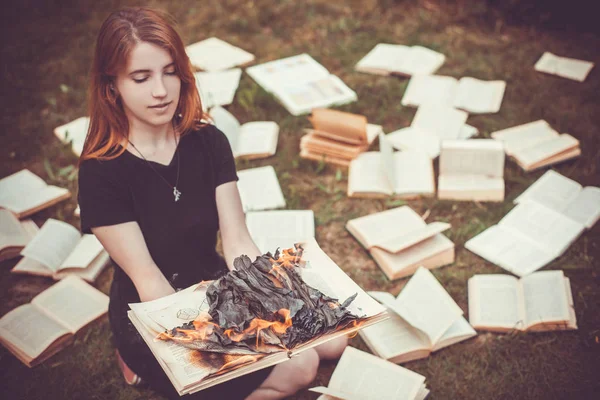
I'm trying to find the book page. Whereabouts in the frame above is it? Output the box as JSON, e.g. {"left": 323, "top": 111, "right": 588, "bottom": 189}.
{"left": 468, "top": 274, "right": 524, "bottom": 330}
{"left": 439, "top": 139, "right": 505, "bottom": 178}
{"left": 401, "top": 75, "right": 458, "bottom": 108}
{"left": 438, "top": 174, "right": 504, "bottom": 193}
{"left": 377, "top": 222, "right": 450, "bottom": 254}
{"left": 514, "top": 170, "right": 581, "bottom": 212}
{"left": 0, "top": 170, "right": 69, "bottom": 215}
{"left": 402, "top": 45, "right": 445, "bottom": 76}
{"left": 465, "top": 225, "right": 556, "bottom": 277}
{"left": 246, "top": 210, "right": 315, "bottom": 254}
{"left": 454, "top": 78, "right": 506, "bottom": 113}
{"left": 348, "top": 152, "right": 392, "bottom": 197}
{"left": 411, "top": 104, "right": 468, "bottom": 140}
{"left": 514, "top": 134, "right": 579, "bottom": 167}
{"left": 32, "top": 276, "right": 109, "bottom": 333}
{"left": 53, "top": 251, "right": 110, "bottom": 283}
{"left": 59, "top": 234, "right": 104, "bottom": 270}
{"left": 0, "top": 209, "right": 30, "bottom": 249}
{"left": 534, "top": 52, "right": 594, "bottom": 82}
{"left": 194, "top": 69, "right": 242, "bottom": 108}
{"left": 246, "top": 54, "right": 330, "bottom": 93}
{"left": 386, "top": 127, "right": 441, "bottom": 159}
{"left": 346, "top": 206, "right": 425, "bottom": 249}
{"left": 432, "top": 316, "right": 476, "bottom": 351}
{"left": 500, "top": 202, "right": 585, "bottom": 257}
{"left": 237, "top": 166, "right": 286, "bottom": 212}
{"left": 491, "top": 120, "right": 558, "bottom": 156}
{"left": 393, "top": 151, "right": 435, "bottom": 197}
{"left": 20, "top": 219, "right": 81, "bottom": 271}
{"left": 366, "top": 124, "right": 383, "bottom": 145}
{"left": 237, "top": 122, "right": 279, "bottom": 157}
{"left": 209, "top": 106, "right": 240, "bottom": 152}
{"left": 0, "top": 304, "right": 72, "bottom": 360}
{"left": 379, "top": 133, "right": 396, "bottom": 190}
{"left": 11, "top": 256, "right": 53, "bottom": 276}
{"left": 563, "top": 186, "right": 600, "bottom": 228}
{"left": 521, "top": 271, "right": 570, "bottom": 328}
{"left": 185, "top": 37, "right": 254, "bottom": 72}
{"left": 460, "top": 124, "right": 478, "bottom": 139}
{"left": 53, "top": 116, "right": 90, "bottom": 156}
{"left": 355, "top": 43, "right": 411, "bottom": 74}
{"left": 393, "top": 268, "right": 463, "bottom": 344}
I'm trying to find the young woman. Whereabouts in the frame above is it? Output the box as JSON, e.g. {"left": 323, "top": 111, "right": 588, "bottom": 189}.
{"left": 78, "top": 7, "right": 346, "bottom": 400}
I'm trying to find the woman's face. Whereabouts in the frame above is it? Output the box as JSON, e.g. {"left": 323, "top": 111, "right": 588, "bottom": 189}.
{"left": 115, "top": 41, "right": 181, "bottom": 130}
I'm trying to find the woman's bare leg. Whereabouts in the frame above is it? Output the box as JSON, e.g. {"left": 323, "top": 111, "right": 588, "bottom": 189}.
{"left": 313, "top": 335, "right": 348, "bottom": 361}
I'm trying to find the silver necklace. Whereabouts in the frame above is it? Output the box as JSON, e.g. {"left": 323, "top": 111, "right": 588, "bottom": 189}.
{"left": 127, "top": 136, "right": 182, "bottom": 202}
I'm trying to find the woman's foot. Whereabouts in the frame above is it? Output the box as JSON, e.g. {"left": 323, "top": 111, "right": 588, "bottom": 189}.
{"left": 115, "top": 349, "right": 142, "bottom": 386}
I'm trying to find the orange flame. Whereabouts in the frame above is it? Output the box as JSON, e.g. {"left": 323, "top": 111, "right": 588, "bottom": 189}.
{"left": 223, "top": 308, "right": 293, "bottom": 349}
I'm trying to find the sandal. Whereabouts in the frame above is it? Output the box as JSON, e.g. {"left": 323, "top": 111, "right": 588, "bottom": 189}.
{"left": 115, "top": 349, "right": 143, "bottom": 386}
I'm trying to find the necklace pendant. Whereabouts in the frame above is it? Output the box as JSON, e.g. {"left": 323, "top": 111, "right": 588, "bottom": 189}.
{"left": 173, "top": 187, "right": 181, "bottom": 202}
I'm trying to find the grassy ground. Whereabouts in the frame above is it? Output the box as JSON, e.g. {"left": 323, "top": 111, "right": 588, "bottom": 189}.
{"left": 1, "top": 0, "right": 599, "bottom": 399}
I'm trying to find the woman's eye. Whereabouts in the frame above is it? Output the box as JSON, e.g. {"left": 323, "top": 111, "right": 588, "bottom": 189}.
{"left": 132, "top": 77, "right": 148, "bottom": 83}
{"left": 165, "top": 70, "right": 177, "bottom": 76}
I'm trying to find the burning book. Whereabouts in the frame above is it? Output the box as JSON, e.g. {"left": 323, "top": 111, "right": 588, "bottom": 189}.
{"left": 128, "top": 239, "right": 387, "bottom": 396}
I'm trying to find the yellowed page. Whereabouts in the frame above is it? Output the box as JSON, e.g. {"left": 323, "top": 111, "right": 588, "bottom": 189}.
{"left": 468, "top": 274, "right": 524, "bottom": 330}
{"left": 237, "top": 166, "right": 286, "bottom": 212}
{"left": 20, "top": 219, "right": 80, "bottom": 271}
{"left": 0, "top": 304, "right": 71, "bottom": 360}
{"left": 521, "top": 271, "right": 570, "bottom": 329}
{"left": 32, "top": 276, "right": 108, "bottom": 333}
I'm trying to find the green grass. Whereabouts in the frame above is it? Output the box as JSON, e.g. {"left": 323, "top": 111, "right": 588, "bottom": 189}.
{"left": 1, "top": 0, "right": 600, "bottom": 399}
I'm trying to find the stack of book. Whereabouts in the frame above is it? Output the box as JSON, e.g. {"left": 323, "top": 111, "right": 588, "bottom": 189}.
{"left": 346, "top": 206, "right": 454, "bottom": 281}
{"left": 299, "top": 108, "right": 383, "bottom": 167}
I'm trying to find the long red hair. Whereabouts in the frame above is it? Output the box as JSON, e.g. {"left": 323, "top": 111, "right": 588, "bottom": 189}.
{"left": 80, "top": 7, "right": 205, "bottom": 162}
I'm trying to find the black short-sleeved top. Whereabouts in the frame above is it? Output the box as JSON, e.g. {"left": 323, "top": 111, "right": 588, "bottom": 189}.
{"left": 78, "top": 123, "right": 237, "bottom": 311}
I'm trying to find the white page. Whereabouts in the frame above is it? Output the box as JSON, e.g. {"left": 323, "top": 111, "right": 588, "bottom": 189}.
{"left": 0, "top": 209, "right": 30, "bottom": 248}
{"left": 514, "top": 134, "right": 579, "bottom": 167}
{"left": 379, "top": 133, "right": 396, "bottom": 190}
{"left": 237, "top": 122, "right": 279, "bottom": 157}
{"left": 208, "top": 106, "right": 240, "bottom": 151}
{"left": 194, "top": 69, "right": 242, "bottom": 109}
{"left": 465, "top": 224, "right": 558, "bottom": 276}
{"left": 185, "top": 37, "right": 254, "bottom": 72}
{"left": 402, "top": 46, "right": 446, "bottom": 76}
{"left": 386, "top": 127, "right": 441, "bottom": 159}
{"left": 468, "top": 274, "right": 523, "bottom": 329}
{"left": 432, "top": 316, "right": 476, "bottom": 351}
{"left": 32, "top": 276, "right": 109, "bottom": 333}
{"left": 58, "top": 234, "right": 104, "bottom": 270}
{"left": 348, "top": 152, "right": 392, "bottom": 196}
{"left": 237, "top": 166, "right": 286, "bottom": 212}
{"left": 0, "top": 304, "right": 71, "bottom": 360}
{"left": 366, "top": 123, "right": 383, "bottom": 145}
{"left": 454, "top": 77, "right": 506, "bottom": 114}
{"left": 401, "top": 75, "right": 458, "bottom": 108}
{"left": 460, "top": 124, "right": 478, "bottom": 139}
{"left": 411, "top": 104, "right": 468, "bottom": 140}
{"left": 393, "top": 151, "right": 435, "bottom": 196}
{"left": 514, "top": 170, "right": 581, "bottom": 211}
{"left": 53, "top": 116, "right": 90, "bottom": 156}
{"left": 393, "top": 268, "right": 463, "bottom": 344}
{"left": 438, "top": 174, "right": 504, "bottom": 195}
{"left": 500, "top": 202, "right": 584, "bottom": 256}
{"left": 0, "top": 169, "right": 47, "bottom": 195}
{"left": 20, "top": 219, "right": 81, "bottom": 271}
{"left": 534, "top": 52, "right": 595, "bottom": 82}
{"left": 521, "top": 271, "right": 570, "bottom": 327}
{"left": 246, "top": 53, "right": 330, "bottom": 93}
{"left": 491, "top": 120, "right": 558, "bottom": 156}
{"left": 377, "top": 222, "right": 450, "bottom": 254}
{"left": 0, "top": 170, "right": 69, "bottom": 215}
{"left": 563, "top": 186, "right": 600, "bottom": 228}
{"left": 346, "top": 206, "right": 425, "bottom": 249}
{"left": 440, "top": 139, "right": 505, "bottom": 178}
{"left": 246, "top": 210, "right": 315, "bottom": 254}
{"left": 355, "top": 43, "right": 411, "bottom": 74}
{"left": 326, "top": 346, "right": 425, "bottom": 400}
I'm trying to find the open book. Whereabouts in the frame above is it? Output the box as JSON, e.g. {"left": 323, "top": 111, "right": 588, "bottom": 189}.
{"left": 53, "top": 116, "right": 90, "bottom": 157}
{"left": 127, "top": 239, "right": 387, "bottom": 396}
{"left": 0, "top": 276, "right": 109, "bottom": 367}
{"left": 12, "top": 219, "right": 109, "bottom": 283}
{"left": 246, "top": 210, "right": 315, "bottom": 254}
{"left": 360, "top": 267, "right": 476, "bottom": 364}
{"left": 465, "top": 202, "right": 585, "bottom": 277}
{"left": 346, "top": 206, "right": 454, "bottom": 280}
{"left": 194, "top": 68, "right": 242, "bottom": 109}
{"left": 491, "top": 120, "right": 580, "bottom": 171}
{"left": 348, "top": 133, "right": 434, "bottom": 198}
{"left": 468, "top": 270, "right": 577, "bottom": 332}
{"left": 386, "top": 104, "right": 470, "bottom": 159}
{"left": 514, "top": 170, "right": 600, "bottom": 229}
{"left": 246, "top": 54, "right": 357, "bottom": 115}
{"left": 438, "top": 139, "right": 505, "bottom": 202}
{"left": 0, "top": 169, "right": 71, "bottom": 219}
{"left": 401, "top": 75, "right": 506, "bottom": 114}
{"left": 310, "top": 346, "right": 429, "bottom": 400}
{"left": 185, "top": 37, "right": 254, "bottom": 72}
{"left": 237, "top": 166, "right": 286, "bottom": 212}
{"left": 534, "top": 52, "right": 594, "bottom": 82}
{"left": 209, "top": 106, "right": 279, "bottom": 160}
{"left": 0, "top": 210, "right": 38, "bottom": 262}
{"left": 300, "top": 108, "right": 382, "bottom": 167}
{"left": 355, "top": 43, "right": 445, "bottom": 77}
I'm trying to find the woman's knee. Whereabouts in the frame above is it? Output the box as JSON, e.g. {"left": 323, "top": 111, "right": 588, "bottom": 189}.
{"left": 293, "top": 348, "right": 319, "bottom": 388}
